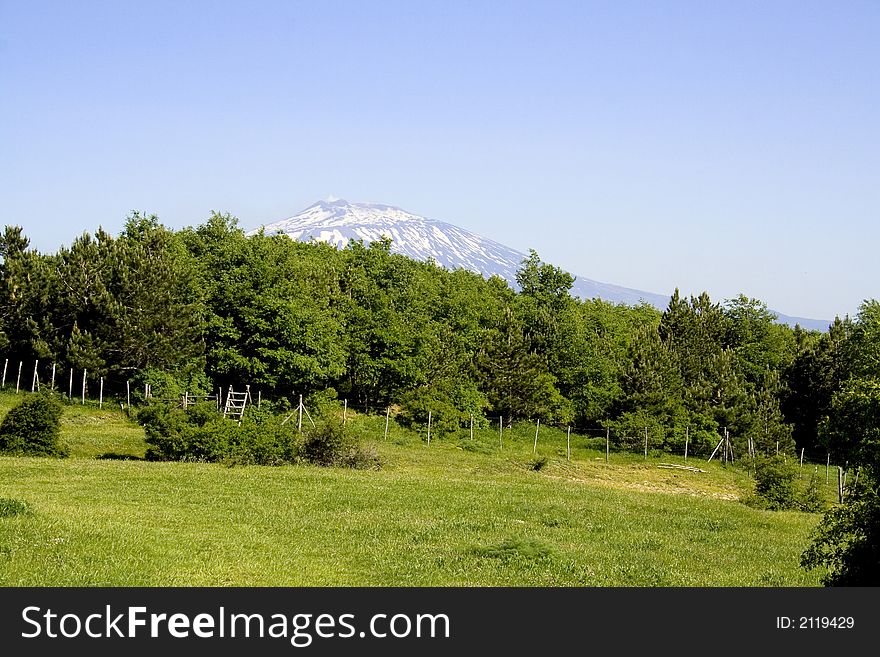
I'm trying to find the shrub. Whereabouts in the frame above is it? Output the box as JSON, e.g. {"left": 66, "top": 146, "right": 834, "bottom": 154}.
{"left": 139, "top": 402, "right": 300, "bottom": 465}
{"left": 752, "top": 455, "right": 799, "bottom": 510}
{"left": 231, "top": 417, "right": 300, "bottom": 466}
{"left": 802, "top": 475, "right": 880, "bottom": 585}
{"left": 138, "top": 404, "right": 195, "bottom": 460}
{"left": 139, "top": 403, "right": 379, "bottom": 468}
{"left": 302, "top": 421, "right": 380, "bottom": 470}
{"left": 0, "top": 394, "right": 66, "bottom": 457}
{"left": 141, "top": 402, "right": 236, "bottom": 462}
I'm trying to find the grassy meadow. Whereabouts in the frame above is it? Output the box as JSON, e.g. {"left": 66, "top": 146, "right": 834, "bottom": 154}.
{"left": 0, "top": 391, "right": 830, "bottom": 586}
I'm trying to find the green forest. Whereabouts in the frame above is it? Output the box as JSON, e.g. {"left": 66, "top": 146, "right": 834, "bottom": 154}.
{"left": 1, "top": 213, "right": 878, "bottom": 583}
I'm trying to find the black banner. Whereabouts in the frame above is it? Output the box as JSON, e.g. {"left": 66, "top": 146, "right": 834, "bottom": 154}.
{"left": 0, "top": 587, "right": 875, "bottom": 655}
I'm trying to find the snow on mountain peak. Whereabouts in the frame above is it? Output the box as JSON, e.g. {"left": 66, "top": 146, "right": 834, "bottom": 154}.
{"left": 254, "top": 199, "right": 519, "bottom": 278}
{"left": 269, "top": 199, "right": 425, "bottom": 234}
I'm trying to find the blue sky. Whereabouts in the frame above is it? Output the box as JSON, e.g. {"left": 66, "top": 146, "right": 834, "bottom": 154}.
{"left": 1, "top": 1, "right": 877, "bottom": 320}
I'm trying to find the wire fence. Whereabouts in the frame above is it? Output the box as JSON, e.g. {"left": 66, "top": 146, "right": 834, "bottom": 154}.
{"left": 0, "top": 357, "right": 843, "bottom": 488}
{"left": 0, "top": 358, "right": 228, "bottom": 411}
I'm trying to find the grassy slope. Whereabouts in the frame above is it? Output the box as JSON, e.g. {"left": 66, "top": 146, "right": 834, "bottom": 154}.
{"left": 0, "top": 392, "right": 827, "bottom": 586}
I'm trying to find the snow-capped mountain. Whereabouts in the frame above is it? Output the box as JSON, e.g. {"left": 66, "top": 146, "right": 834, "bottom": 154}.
{"left": 252, "top": 199, "right": 828, "bottom": 331}
{"left": 254, "top": 199, "right": 528, "bottom": 285}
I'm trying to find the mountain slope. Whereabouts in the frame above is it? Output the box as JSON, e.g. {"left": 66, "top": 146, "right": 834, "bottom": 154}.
{"left": 252, "top": 200, "right": 828, "bottom": 331}
{"left": 255, "top": 200, "right": 528, "bottom": 285}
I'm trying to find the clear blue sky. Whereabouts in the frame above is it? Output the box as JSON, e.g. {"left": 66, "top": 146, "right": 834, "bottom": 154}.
{"left": 1, "top": 1, "right": 877, "bottom": 320}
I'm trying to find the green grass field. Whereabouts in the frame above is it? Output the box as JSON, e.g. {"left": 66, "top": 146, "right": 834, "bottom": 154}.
{"left": 0, "top": 391, "right": 829, "bottom": 586}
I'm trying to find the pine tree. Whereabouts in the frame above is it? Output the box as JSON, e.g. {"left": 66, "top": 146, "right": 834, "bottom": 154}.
{"left": 476, "top": 306, "right": 570, "bottom": 425}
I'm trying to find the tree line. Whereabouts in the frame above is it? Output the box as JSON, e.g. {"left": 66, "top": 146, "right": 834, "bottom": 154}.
{"left": 0, "top": 213, "right": 875, "bottom": 460}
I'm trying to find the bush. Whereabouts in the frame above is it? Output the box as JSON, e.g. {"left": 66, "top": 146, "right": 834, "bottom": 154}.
{"left": 302, "top": 421, "right": 381, "bottom": 470}
{"left": 0, "top": 394, "right": 66, "bottom": 457}
{"left": 747, "top": 456, "right": 829, "bottom": 512}
{"left": 751, "top": 455, "right": 799, "bottom": 510}
{"left": 140, "top": 402, "right": 304, "bottom": 465}
{"left": 232, "top": 416, "right": 301, "bottom": 466}
{"left": 802, "top": 477, "right": 880, "bottom": 585}
{"left": 139, "top": 403, "right": 379, "bottom": 468}
{"left": 140, "top": 402, "right": 296, "bottom": 464}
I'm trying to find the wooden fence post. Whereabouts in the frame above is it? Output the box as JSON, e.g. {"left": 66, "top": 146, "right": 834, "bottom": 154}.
{"left": 708, "top": 437, "right": 725, "bottom": 462}
{"left": 50, "top": 363, "right": 56, "bottom": 390}
{"left": 384, "top": 406, "right": 390, "bottom": 441}
{"left": 298, "top": 394, "right": 303, "bottom": 433}
{"left": 126, "top": 380, "right": 130, "bottom": 409}
{"left": 533, "top": 419, "right": 540, "bottom": 455}
{"left": 69, "top": 369, "right": 73, "bottom": 398}
{"left": 100, "top": 377, "right": 104, "bottom": 409}
{"left": 16, "top": 361, "right": 22, "bottom": 393}
{"left": 1, "top": 358, "right": 6, "bottom": 388}
{"left": 32, "top": 360, "right": 38, "bottom": 392}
